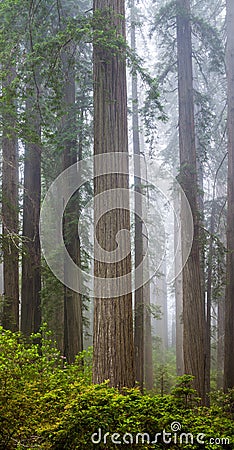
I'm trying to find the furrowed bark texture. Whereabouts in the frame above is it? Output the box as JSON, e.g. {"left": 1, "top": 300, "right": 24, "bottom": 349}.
{"left": 62, "top": 50, "right": 83, "bottom": 363}
{"left": 92, "top": 0, "right": 135, "bottom": 389}
{"left": 21, "top": 107, "right": 41, "bottom": 335}
{"left": 176, "top": 0, "right": 206, "bottom": 403}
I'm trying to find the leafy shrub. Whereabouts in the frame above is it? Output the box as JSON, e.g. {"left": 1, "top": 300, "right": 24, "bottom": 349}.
{"left": 0, "top": 326, "right": 91, "bottom": 449}
{"left": 0, "top": 327, "right": 233, "bottom": 449}
{"left": 47, "top": 384, "right": 233, "bottom": 449}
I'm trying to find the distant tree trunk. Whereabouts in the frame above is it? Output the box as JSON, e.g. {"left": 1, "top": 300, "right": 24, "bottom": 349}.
{"left": 155, "top": 260, "right": 168, "bottom": 353}
{"left": 174, "top": 191, "right": 184, "bottom": 375}
{"left": 195, "top": 94, "right": 209, "bottom": 397}
{"left": 137, "top": 112, "right": 153, "bottom": 391}
{"left": 205, "top": 199, "right": 216, "bottom": 400}
{"left": 162, "top": 260, "right": 168, "bottom": 350}
{"left": 62, "top": 49, "right": 83, "bottom": 363}
{"left": 92, "top": 0, "right": 135, "bottom": 389}
{"left": 171, "top": 321, "right": 176, "bottom": 347}
{"left": 217, "top": 293, "right": 225, "bottom": 389}
{"left": 45, "top": 282, "right": 64, "bottom": 353}
{"left": 224, "top": 0, "right": 234, "bottom": 391}
{"left": 144, "top": 277, "right": 153, "bottom": 390}
{"left": 21, "top": 99, "right": 41, "bottom": 336}
{"left": 2, "top": 68, "right": 19, "bottom": 331}
{"left": 131, "top": 0, "right": 144, "bottom": 392}
{"left": 142, "top": 177, "right": 153, "bottom": 390}
{"left": 176, "top": 0, "right": 206, "bottom": 403}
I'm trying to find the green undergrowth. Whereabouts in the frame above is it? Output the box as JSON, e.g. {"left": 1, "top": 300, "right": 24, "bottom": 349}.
{"left": 0, "top": 326, "right": 233, "bottom": 449}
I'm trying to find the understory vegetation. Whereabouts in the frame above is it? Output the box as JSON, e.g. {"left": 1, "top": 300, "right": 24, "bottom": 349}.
{"left": 0, "top": 327, "right": 233, "bottom": 450}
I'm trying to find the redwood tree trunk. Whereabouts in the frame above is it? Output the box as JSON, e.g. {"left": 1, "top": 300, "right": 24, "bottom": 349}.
{"left": 205, "top": 200, "right": 216, "bottom": 400}
{"left": 92, "top": 0, "right": 135, "bottom": 389}
{"left": 144, "top": 275, "right": 153, "bottom": 390}
{"left": 176, "top": 0, "right": 206, "bottom": 403}
{"left": 2, "top": 68, "right": 19, "bottom": 331}
{"left": 217, "top": 293, "right": 224, "bottom": 389}
{"left": 155, "top": 259, "right": 168, "bottom": 352}
{"left": 174, "top": 189, "right": 184, "bottom": 376}
{"left": 21, "top": 104, "right": 41, "bottom": 336}
{"left": 62, "top": 49, "right": 83, "bottom": 363}
{"left": 224, "top": 0, "right": 234, "bottom": 391}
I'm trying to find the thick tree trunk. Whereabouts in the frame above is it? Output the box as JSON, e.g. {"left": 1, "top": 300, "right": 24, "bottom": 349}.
{"left": 224, "top": 0, "right": 234, "bottom": 391}
{"left": 2, "top": 68, "right": 19, "bottom": 331}
{"left": 21, "top": 106, "right": 41, "bottom": 336}
{"left": 62, "top": 50, "right": 83, "bottom": 363}
{"left": 92, "top": 0, "right": 135, "bottom": 389}
{"left": 176, "top": 0, "right": 206, "bottom": 403}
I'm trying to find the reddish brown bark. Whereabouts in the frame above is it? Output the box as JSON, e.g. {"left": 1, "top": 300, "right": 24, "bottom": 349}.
{"left": 92, "top": 0, "right": 135, "bottom": 389}
{"left": 176, "top": 0, "right": 206, "bottom": 403}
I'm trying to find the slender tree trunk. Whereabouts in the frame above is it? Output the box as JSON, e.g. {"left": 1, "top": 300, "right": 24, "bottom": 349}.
{"left": 92, "top": 0, "right": 135, "bottom": 389}
{"left": 144, "top": 276, "right": 153, "bottom": 390}
{"left": 217, "top": 292, "right": 224, "bottom": 389}
{"left": 2, "top": 68, "right": 19, "bottom": 331}
{"left": 21, "top": 101, "right": 41, "bottom": 335}
{"left": 45, "top": 282, "right": 64, "bottom": 353}
{"left": 176, "top": 0, "right": 206, "bottom": 403}
{"left": 131, "top": 0, "right": 144, "bottom": 392}
{"left": 195, "top": 91, "right": 209, "bottom": 401}
{"left": 62, "top": 50, "right": 83, "bottom": 363}
{"left": 139, "top": 129, "right": 153, "bottom": 390}
{"left": 224, "top": 0, "right": 234, "bottom": 391}
{"left": 155, "top": 260, "right": 168, "bottom": 353}
{"left": 205, "top": 200, "right": 216, "bottom": 401}
{"left": 162, "top": 260, "right": 168, "bottom": 350}
{"left": 174, "top": 191, "right": 184, "bottom": 375}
